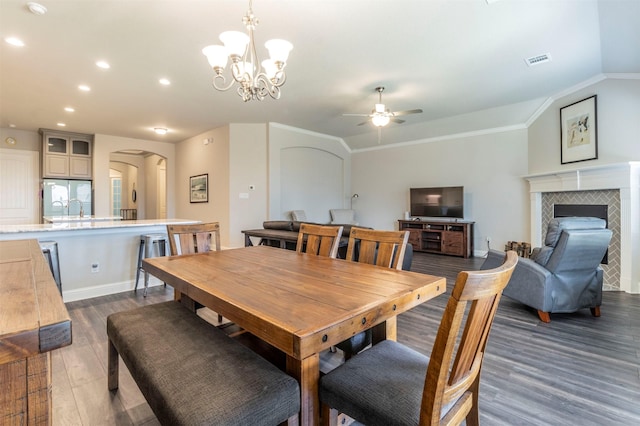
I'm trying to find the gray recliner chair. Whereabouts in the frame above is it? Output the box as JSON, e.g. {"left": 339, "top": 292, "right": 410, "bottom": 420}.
{"left": 481, "top": 217, "right": 612, "bottom": 323}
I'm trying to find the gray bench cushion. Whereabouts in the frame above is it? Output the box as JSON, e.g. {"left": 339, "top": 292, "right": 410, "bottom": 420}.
{"left": 107, "top": 301, "right": 300, "bottom": 426}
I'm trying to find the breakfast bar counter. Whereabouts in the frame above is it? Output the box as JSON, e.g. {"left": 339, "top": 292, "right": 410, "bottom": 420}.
{"left": 0, "top": 219, "right": 198, "bottom": 302}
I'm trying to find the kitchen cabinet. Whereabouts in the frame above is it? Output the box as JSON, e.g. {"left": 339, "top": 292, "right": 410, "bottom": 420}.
{"left": 41, "top": 129, "right": 93, "bottom": 178}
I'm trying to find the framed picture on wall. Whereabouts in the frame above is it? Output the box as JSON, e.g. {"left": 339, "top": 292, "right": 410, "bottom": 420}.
{"left": 190, "top": 174, "right": 208, "bottom": 203}
{"left": 560, "top": 95, "right": 598, "bottom": 164}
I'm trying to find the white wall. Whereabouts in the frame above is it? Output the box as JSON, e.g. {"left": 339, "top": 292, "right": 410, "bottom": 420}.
{"left": 352, "top": 129, "right": 529, "bottom": 254}
{"left": 268, "top": 123, "right": 352, "bottom": 223}
{"left": 0, "top": 128, "right": 40, "bottom": 152}
{"left": 528, "top": 77, "right": 640, "bottom": 174}
{"left": 175, "top": 126, "right": 231, "bottom": 244}
{"left": 228, "top": 123, "right": 268, "bottom": 248}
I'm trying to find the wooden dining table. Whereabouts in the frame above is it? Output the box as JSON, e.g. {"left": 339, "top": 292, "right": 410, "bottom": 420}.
{"left": 143, "top": 245, "right": 446, "bottom": 426}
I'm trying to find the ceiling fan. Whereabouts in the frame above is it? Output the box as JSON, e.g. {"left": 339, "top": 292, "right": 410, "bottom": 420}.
{"left": 343, "top": 86, "right": 423, "bottom": 128}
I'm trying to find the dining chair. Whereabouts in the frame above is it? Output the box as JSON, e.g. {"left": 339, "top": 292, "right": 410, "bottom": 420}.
{"left": 319, "top": 251, "right": 518, "bottom": 426}
{"left": 337, "top": 227, "right": 410, "bottom": 359}
{"left": 296, "top": 223, "right": 344, "bottom": 258}
{"left": 166, "top": 222, "right": 222, "bottom": 321}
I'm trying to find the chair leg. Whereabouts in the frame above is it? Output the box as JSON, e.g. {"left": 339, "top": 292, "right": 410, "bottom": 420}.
{"left": 537, "top": 310, "right": 551, "bottom": 323}
{"left": 590, "top": 306, "right": 601, "bottom": 317}
{"left": 320, "top": 403, "right": 337, "bottom": 426}
{"left": 107, "top": 339, "right": 119, "bottom": 391}
{"left": 134, "top": 239, "right": 145, "bottom": 292}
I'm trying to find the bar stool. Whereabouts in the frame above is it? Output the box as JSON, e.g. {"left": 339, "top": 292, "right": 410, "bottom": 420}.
{"left": 134, "top": 234, "right": 168, "bottom": 297}
{"left": 39, "top": 240, "right": 62, "bottom": 295}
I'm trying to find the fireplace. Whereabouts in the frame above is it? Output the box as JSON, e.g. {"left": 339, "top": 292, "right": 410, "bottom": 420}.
{"left": 553, "top": 203, "right": 608, "bottom": 264}
{"left": 525, "top": 163, "right": 640, "bottom": 294}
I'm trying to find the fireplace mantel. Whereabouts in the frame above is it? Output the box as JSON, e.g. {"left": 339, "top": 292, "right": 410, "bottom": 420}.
{"left": 525, "top": 162, "right": 640, "bottom": 293}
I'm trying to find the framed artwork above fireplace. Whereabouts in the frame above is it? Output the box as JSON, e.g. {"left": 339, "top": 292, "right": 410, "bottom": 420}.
{"left": 560, "top": 95, "right": 598, "bottom": 164}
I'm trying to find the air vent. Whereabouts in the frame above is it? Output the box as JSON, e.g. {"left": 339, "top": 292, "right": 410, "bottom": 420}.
{"left": 525, "top": 53, "right": 552, "bottom": 67}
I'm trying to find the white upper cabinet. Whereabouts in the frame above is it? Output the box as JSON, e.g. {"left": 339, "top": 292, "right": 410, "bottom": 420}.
{"left": 41, "top": 129, "right": 93, "bottom": 179}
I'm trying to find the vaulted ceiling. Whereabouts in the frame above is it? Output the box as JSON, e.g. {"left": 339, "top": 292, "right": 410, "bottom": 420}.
{"left": 1, "top": 0, "right": 638, "bottom": 150}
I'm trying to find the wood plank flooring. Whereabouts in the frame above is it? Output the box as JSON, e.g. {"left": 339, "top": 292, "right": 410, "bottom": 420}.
{"left": 51, "top": 252, "right": 640, "bottom": 425}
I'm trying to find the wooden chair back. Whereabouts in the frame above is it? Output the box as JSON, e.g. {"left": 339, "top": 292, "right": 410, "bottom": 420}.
{"left": 420, "top": 251, "right": 518, "bottom": 425}
{"left": 296, "top": 223, "right": 344, "bottom": 258}
{"left": 166, "top": 222, "right": 221, "bottom": 256}
{"left": 344, "top": 227, "right": 409, "bottom": 270}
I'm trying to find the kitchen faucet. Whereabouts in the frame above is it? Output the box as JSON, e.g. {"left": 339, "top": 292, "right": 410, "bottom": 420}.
{"left": 69, "top": 199, "right": 84, "bottom": 217}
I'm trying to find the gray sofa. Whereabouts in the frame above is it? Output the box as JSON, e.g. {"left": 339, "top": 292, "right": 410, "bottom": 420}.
{"left": 481, "top": 217, "right": 612, "bottom": 322}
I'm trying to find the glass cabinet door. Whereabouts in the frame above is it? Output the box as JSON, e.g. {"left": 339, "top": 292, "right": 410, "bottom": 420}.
{"left": 71, "top": 139, "right": 90, "bottom": 156}
{"left": 46, "top": 137, "right": 68, "bottom": 154}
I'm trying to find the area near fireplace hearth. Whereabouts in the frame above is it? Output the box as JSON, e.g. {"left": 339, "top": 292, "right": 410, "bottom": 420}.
{"left": 526, "top": 162, "right": 640, "bottom": 293}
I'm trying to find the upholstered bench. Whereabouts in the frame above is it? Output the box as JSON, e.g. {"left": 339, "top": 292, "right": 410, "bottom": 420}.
{"left": 107, "top": 301, "right": 300, "bottom": 425}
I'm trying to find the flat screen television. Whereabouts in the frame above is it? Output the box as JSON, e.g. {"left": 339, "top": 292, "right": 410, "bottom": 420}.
{"left": 410, "top": 186, "right": 464, "bottom": 219}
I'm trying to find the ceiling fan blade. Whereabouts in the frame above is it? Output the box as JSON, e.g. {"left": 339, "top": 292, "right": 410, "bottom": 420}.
{"left": 392, "top": 109, "right": 423, "bottom": 117}
{"left": 357, "top": 120, "right": 371, "bottom": 126}
{"left": 343, "top": 113, "right": 370, "bottom": 117}
{"left": 390, "top": 118, "right": 405, "bottom": 124}
{"left": 377, "top": 127, "right": 382, "bottom": 144}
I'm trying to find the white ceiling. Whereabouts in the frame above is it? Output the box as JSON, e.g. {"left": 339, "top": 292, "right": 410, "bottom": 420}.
{"left": 1, "top": 0, "right": 638, "bottom": 150}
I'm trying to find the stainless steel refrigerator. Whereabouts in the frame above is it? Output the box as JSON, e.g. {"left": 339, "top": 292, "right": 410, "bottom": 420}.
{"left": 42, "top": 179, "right": 93, "bottom": 219}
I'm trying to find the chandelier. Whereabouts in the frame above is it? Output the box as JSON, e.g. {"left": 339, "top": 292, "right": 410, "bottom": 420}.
{"left": 202, "top": 0, "right": 293, "bottom": 102}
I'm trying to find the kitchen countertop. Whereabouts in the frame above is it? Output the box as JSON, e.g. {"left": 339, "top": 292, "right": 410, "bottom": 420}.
{"left": 0, "top": 219, "right": 199, "bottom": 234}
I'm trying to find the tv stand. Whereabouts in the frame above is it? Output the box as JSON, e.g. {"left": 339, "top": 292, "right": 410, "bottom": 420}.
{"left": 398, "top": 219, "right": 474, "bottom": 258}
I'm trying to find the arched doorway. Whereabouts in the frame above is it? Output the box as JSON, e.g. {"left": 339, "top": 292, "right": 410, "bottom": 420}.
{"left": 109, "top": 151, "right": 167, "bottom": 220}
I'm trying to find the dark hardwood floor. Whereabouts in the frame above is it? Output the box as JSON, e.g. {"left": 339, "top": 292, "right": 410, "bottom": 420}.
{"left": 52, "top": 252, "right": 640, "bottom": 425}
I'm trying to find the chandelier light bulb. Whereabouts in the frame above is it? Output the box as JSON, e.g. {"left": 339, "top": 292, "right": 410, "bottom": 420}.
{"left": 202, "top": 45, "right": 228, "bottom": 70}
{"left": 220, "top": 31, "right": 250, "bottom": 58}
{"left": 265, "top": 39, "right": 293, "bottom": 64}
{"left": 261, "top": 59, "right": 278, "bottom": 79}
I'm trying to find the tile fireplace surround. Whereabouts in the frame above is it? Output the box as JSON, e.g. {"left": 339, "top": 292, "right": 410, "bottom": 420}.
{"left": 525, "top": 162, "right": 640, "bottom": 294}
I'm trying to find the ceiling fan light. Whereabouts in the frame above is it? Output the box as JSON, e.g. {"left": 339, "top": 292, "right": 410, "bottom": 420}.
{"left": 375, "top": 103, "right": 386, "bottom": 113}
{"left": 372, "top": 115, "right": 390, "bottom": 127}
{"left": 265, "top": 39, "right": 293, "bottom": 65}
{"left": 202, "top": 45, "right": 228, "bottom": 69}
{"left": 219, "top": 31, "right": 250, "bottom": 58}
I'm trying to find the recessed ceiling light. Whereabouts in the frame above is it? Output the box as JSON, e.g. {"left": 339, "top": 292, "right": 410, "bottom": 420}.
{"left": 159, "top": 78, "right": 171, "bottom": 86}
{"left": 154, "top": 128, "right": 168, "bottom": 135}
{"left": 27, "top": 2, "right": 47, "bottom": 15}
{"left": 57, "top": 123, "right": 66, "bottom": 127}
{"left": 4, "top": 37, "right": 25, "bottom": 47}
{"left": 96, "top": 60, "right": 110, "bottom": 69}
{"left": 78, "top": 85, "right": 91, "bottom": 91}
{"left": 64, "top": 107, "right": 75, "bottom": 112}
{"left": 9, "top": 124, "right": 16, "bottom": 128}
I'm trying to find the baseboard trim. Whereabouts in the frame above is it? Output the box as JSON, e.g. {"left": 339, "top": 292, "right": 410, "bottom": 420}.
{"left": 62, "top": 279, "right": 164, "bottom": 303}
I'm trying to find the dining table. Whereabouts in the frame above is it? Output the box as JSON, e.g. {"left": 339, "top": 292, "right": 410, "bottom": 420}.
{"left": 142, "top": 245, "right": 446, "bottom": 426}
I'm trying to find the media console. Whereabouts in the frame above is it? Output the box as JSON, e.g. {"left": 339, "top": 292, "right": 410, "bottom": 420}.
{"left": 398, "top": 219, "right": 474, "bottom": 258}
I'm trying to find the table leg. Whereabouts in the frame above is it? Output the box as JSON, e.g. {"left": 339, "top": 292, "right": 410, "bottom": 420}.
{"left": 371, "top": 317, "right": 397, "bottom": 344}
{"left": 286, "top": 353, "right": 320, "bottom": 426}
